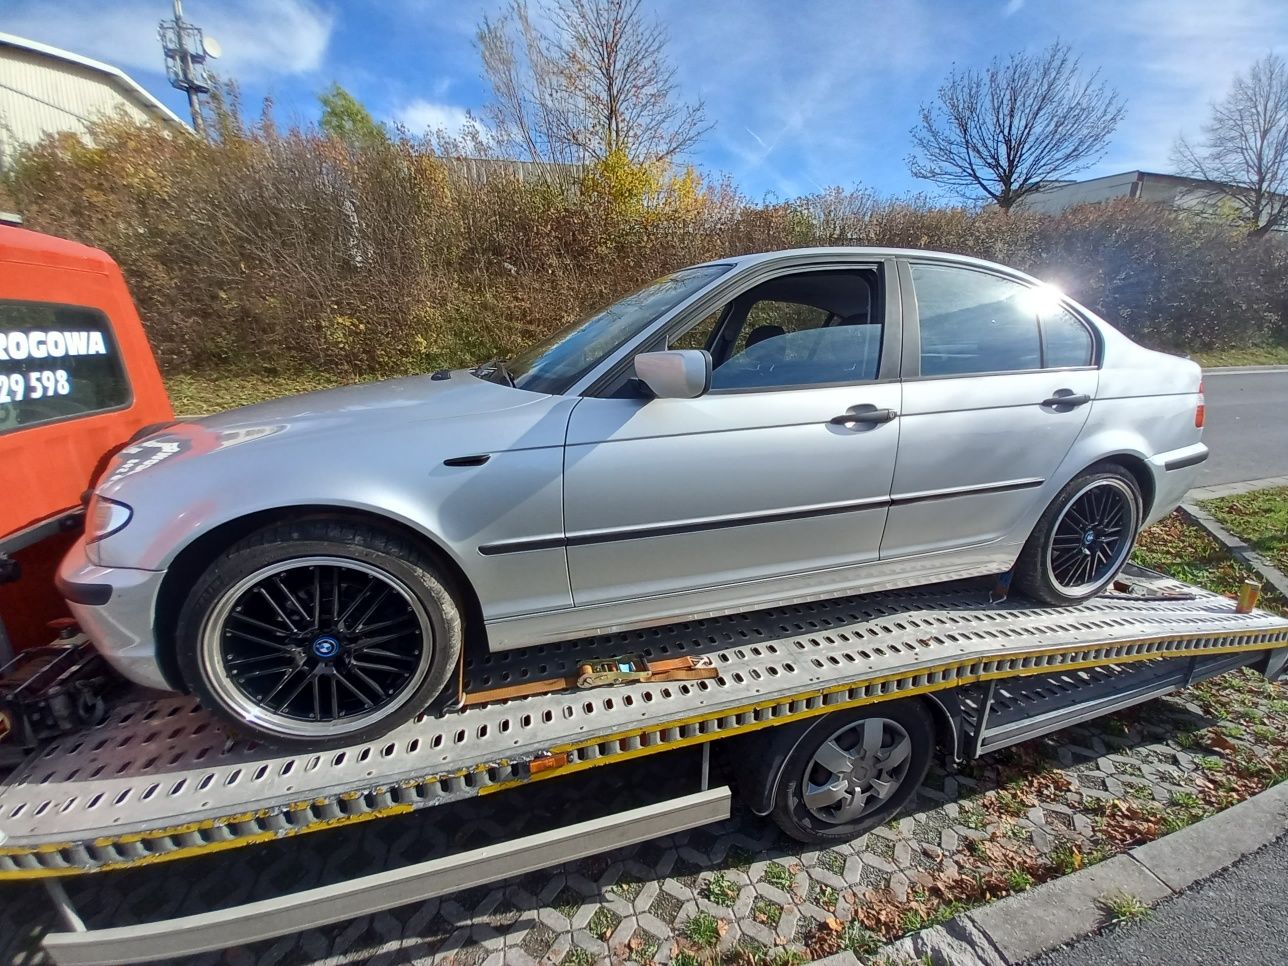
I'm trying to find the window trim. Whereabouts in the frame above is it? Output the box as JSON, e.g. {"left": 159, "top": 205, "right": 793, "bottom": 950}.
{"left": 0, "top": 299, "right": 135, "bottom": 437}
{"left": 583, "top": 257, "right": 902, "bottom": 398}
{"left": 900, "top": 258, "right": 1101, "bottom": 382}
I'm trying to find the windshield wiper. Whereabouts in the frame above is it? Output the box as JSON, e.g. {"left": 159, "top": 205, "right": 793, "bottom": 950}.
{"left": 473, "top": 357, "right": 515, "bottom": 387}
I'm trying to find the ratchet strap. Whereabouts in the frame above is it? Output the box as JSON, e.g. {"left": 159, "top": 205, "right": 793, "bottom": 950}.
{"left": 457, "top": 655, "right": 718, "bottom": 708}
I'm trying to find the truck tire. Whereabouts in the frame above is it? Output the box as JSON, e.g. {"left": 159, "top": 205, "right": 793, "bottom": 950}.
{"left": 765, "top": 700, "right": 935, "bottom": 844}
{"left": 176, "top": 519, "right": 462, "bottom": 749}
{"left": 1013, "top": 463, "right": 1143, "bottom": 606}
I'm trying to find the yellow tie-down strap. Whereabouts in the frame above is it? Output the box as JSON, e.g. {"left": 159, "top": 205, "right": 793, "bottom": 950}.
{"left": 2, "top": 626, "right": 1286, "bottom": 880}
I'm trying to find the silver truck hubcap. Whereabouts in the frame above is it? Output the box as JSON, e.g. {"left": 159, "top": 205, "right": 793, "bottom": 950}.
{"left": 801, "top": 717, "right": 913, "bottom": 824}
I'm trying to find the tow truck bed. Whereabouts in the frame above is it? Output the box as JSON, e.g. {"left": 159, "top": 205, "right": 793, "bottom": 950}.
{"left": 3, "top": 568, "right": 1287, "bottom": 963}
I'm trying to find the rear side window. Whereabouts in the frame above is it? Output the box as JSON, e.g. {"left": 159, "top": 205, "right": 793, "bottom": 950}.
{"left": 912, "top": 264, "right": 1041, "bottom": 376}
{"left": 0, "top": 301, "right": 130, "bottom": 434}
{"left": 1041, "top": 305, "right": 1095, "bottom": 368}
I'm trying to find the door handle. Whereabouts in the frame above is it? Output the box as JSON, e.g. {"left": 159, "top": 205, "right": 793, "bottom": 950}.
{"left": 1041, "top": 392, "right": 1091, "bottom": 408}
{"left": 830, "top": 408, "right": 898, "bottom": 425}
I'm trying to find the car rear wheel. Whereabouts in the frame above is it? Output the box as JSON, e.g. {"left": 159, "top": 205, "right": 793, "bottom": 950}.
{"left": 767, "top": 701, "right": 935, "bottom": 843}
{"left": 176, "top": 520, "right": 462, "bottom": 748}
{"left": 1013, "top": 463, "right": 1142, "bottom": 606}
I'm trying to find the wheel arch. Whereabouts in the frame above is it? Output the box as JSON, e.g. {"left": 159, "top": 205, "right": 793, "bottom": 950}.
{"left": 152, "top": 505, "right": 485, "bottom": 692}
{"left": 1094, "top": 452, "right": 1155, "bottom": 519}
{"left": 729, "top": 695, "right": 944, "bottom": 817}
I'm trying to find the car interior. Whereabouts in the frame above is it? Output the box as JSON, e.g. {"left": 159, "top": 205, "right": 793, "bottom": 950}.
{"left": 670, "top": 269, "right": 883, "bottom": 391}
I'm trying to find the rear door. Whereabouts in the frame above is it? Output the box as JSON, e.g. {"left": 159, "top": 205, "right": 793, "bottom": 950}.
{"left": 562, "top": 262, "right": 902, "bottom": 606}
{"left": 881, "top": 259, "right": 1099, "bottom": 558}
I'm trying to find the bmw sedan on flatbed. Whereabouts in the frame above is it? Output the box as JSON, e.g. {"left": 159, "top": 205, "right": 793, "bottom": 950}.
{"left": 57, "top": 248, "right": 1208, "bottom": 747}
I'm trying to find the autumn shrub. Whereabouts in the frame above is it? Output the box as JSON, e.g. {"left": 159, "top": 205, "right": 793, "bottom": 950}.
{"left": 4, "top": 109, "right": 1285, "bottom": 380}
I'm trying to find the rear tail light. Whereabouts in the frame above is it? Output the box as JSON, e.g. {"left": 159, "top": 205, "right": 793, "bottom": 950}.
{"left": 1195, "top": 380, "right": 1205, "bottom": 428}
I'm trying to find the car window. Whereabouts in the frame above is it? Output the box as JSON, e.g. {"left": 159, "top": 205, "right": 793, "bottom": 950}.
{"left": 0, "top": 301, "right": 131, "bottom": 434}
{"left": 669, "top": 307, "right": 724, "bottom": 351}
{"left": 912, "top": 264, "right": 1041, "bottom": 377}
{"left": 507, "top": 263, "right": 730, "bottom": 395}
{"left": 1042, "top": 305, "right": 1095, "bottom": 368}
{"left": 705, "top": 270, "right": 881, "bottom": 391}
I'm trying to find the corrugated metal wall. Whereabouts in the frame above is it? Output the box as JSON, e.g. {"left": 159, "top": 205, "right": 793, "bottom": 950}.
{"left": 0, "top": 46, "right": 153, "bottom": 161}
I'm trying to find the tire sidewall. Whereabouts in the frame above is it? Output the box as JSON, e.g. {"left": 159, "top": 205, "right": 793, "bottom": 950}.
{"left": 771, "top": 700, "right": 934, "bottom": 843}
{"left": 176, "top": 528, "right": 462, "bottom": 749}
{"left": 1032, "top": 465, "right": 1142, "bottom": 603}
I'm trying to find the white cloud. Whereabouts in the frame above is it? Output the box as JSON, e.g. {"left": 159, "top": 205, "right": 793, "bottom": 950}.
{"left": 657, "top": 0, "right": 959, "bottom": 197}
{"left": 1003, "top": 0, "right": 1026, "bottom": 16}
{"left": 4, "top": 0, "right": 335, "bottom": 80}
{"left": 393, "top": 99, "right": 480, "bottom": 137}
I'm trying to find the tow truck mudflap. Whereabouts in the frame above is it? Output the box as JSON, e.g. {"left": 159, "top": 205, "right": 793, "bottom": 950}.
{"left": 41, "top": 786, "right": 733, "bottom": 966}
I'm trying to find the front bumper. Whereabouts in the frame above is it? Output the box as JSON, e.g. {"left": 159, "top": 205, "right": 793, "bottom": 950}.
{"left": 56, "top": 537, "right": 172, "bottom": 692}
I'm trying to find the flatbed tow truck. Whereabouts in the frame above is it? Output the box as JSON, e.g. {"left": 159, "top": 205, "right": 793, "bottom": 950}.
{"left": 2, "top": 566, "right": 1286, "bottom": 964}
{"left": 2, "top": 224, "right": 1287, "bottom": 966}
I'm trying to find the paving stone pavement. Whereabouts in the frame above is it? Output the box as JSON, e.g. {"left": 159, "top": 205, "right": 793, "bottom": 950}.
{"left": 0, "top": 675, "right": 1282, "bottom": 966}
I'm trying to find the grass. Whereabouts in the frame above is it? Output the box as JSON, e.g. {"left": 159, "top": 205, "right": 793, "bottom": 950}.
{"left": 1202, "top": 487, "right": 1288, "bottom": 576}
{"left": 700, "top": 872, "right": 740, "bottom": 907}
{"left": 1131, "top": 513, "right": 1287, "bottom": 615}
{"left": 1100, "top": 891, "right": 1152, "bottom": 924}
{"left": 1189, "top": 344, "right": 1288, "bottom": 368}
{"left": 164, "top": 368, "right": 357, "bottom": 417}
{"left": 681, "top": 911, "right": 723, "bottom": 948}
{"left": 761, "top": 861, "right": 794, "bottom": 892}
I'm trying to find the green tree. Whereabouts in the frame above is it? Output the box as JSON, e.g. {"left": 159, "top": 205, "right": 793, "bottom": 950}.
{"left": 318, "top": 84, "right": 388, "bottom": 148}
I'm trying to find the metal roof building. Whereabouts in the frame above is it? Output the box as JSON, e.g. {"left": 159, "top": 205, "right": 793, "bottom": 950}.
{"left": 0, "top": 32, "right": 187, "bottom": 163}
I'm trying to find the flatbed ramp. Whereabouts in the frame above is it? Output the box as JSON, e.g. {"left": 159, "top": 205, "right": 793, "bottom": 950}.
{"left": 4, "top": 570, "right": 1286, "bottom": 880}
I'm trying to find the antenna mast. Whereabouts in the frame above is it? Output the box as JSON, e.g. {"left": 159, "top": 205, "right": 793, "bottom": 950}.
{"left": 159, "top": 0, "right": 213, "bottom": 135}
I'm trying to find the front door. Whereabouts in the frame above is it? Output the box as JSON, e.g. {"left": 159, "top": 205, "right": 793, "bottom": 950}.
{"left": 563, "top": 265, "right": 902, "bottom": 607}
{"left": 881, "top": 260, "right": 1099, "bottom": 558}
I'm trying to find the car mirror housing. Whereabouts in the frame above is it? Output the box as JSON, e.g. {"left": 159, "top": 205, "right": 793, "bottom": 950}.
{"left": 634, "top": 349, "right": 712, "bottom": 399}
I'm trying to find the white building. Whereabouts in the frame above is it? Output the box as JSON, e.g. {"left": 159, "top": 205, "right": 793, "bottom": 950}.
{"left": 0, "top": 32, "right": 186, "bottom": 164}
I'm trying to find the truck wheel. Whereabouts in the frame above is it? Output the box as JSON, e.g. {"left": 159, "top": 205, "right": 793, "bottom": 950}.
{"left": 176, "top": 519, "right": 462, "bottom": 749}
{"left": 1013, "top": 463, "right": 1142, "bottom": 606}
{"left": 768, "top": 701, "right": 935, "bottom": 844}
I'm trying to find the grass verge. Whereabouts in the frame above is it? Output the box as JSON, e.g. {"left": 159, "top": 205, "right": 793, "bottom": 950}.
{"left": 164, "top": 369, "right": 361, "bottom": 417}
{"left": 1200, "top": 487, "right": 1288, "bottom": 577}
{"left": 1190, "top": 344, "right": 1288, "bottom": 368}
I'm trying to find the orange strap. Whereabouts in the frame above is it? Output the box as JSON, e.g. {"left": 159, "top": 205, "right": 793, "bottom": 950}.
{"left": 458, "top": 655, "right": 717, "bottom": 708}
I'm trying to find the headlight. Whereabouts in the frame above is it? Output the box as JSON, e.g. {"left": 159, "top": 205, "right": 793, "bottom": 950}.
{"left": 88, "top": 495, "right": 133, "bottom": 542}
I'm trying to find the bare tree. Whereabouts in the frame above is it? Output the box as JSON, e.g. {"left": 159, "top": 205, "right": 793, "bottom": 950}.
{"left": 477, "top": 0, "right": 709, "bottom": 166}
{"left": 1175, "top": 53, "right": 1288, "bottom": 236}
{"left": 908, "top": 42, "right": 1124, "bottom": 210}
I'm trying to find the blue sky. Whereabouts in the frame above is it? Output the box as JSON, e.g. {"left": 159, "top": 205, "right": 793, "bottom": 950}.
{"left": 7, "top": 0, "right": 1288, "bottom": 200}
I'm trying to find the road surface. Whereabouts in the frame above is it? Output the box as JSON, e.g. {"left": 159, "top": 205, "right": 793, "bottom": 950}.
{"left": 1030, "top": 833, "right": 1288, "bottom": 966}
{"left": 1197, "top": 368, "right": 1288, "bottom": 486}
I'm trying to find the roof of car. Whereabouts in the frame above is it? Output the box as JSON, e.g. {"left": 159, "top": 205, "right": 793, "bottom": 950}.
{"left": 704, "top": 247, "right": 1044, "bottom": 284}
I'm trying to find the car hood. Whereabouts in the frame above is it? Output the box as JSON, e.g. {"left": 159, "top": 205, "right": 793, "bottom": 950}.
{"left": 97, "top": 371, "right": 549, "bottom": 490}
{"left": 196, "top": 370, "right": 541, "bottom": 433}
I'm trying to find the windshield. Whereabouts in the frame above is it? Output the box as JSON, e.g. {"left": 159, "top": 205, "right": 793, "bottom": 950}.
{"left": 508, "top": 264, "right": 731, "bottom": 395}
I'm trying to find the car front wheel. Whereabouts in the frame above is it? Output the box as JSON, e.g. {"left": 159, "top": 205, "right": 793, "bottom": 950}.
{"left": 1014, "top": 463, "right": 1143, "bottom": 606}
{"left": 176, "top": 519, "right": 462, "bottom": 748}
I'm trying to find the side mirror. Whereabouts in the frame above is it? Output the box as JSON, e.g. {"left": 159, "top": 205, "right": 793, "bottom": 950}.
{"left": 634, "top": 349, "right": 712, "bottom": 399}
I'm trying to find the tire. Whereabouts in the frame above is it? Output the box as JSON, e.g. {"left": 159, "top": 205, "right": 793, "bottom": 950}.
{"left": 767, "top": 700, "right": 935, "bottom": 844}
{"left": 1013, "top": 462, "right": 1143, "bottom": 606}
{"left": 176, "top": 519, "right": 463, "bottom": 749}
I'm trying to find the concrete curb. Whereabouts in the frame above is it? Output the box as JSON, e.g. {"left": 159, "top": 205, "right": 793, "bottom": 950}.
{"left": 1202, "top": 365, "right": 1288, "bottom": 375}
{"left": 1186, "top": 476, "right": 1288, "bottom": 502}
{"left": 875, "top": 780, "right": 1288, "bottom": 965}
{"left": 1178, "top": 501, "right": 1288, "bottom": 601}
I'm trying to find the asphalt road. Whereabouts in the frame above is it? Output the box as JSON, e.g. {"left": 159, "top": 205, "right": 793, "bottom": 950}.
{"left": 1030, "top": 833, "right": 1288, "bottom": 966}
{"left": 1199, "top": 368, "right": 1288, "bottom": 486}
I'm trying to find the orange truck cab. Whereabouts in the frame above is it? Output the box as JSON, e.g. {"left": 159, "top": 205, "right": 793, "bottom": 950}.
{"left": 0, "top": 223, "right": 173, "bottom": 661}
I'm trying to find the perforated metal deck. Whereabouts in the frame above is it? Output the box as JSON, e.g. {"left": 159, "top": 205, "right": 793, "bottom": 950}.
{"left": 2, "top": 571, "right": 1286, "bottom": 878}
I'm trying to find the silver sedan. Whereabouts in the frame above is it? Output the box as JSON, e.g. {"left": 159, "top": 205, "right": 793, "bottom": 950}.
{"left": 58, "top": 248, "right": 1208, "bottom": 746}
